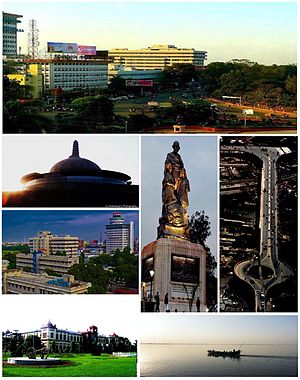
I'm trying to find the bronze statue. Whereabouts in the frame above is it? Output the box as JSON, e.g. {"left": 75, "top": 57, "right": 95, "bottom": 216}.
{"left": 158, "top": 141, "right": 190, "bottom": 240}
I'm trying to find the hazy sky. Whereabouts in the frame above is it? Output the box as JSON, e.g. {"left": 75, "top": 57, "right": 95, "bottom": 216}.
{"left": 3, "top": 1, "right": 297, "bottom": 64}
{"left": 1, "top": 295, "right": 139, "bottom": 342}
{"left": 140, "top": 314, "right": 298, "bottom": 345}
{"left": 2, "top": 210, "right": 139, "bottom": 242}
{"left": 141, "top": 136, "right": 217, "bottom": 255}
{"left": 2, "top": 135, "right": 139, "bottom": 191}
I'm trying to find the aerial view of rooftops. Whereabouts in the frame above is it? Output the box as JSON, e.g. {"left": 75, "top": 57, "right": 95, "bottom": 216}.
{"left": 2, "top": 135, "right": 139, "bottom": 207}
{"left": 219, "top": 136, "right": 297, "bottom": 312}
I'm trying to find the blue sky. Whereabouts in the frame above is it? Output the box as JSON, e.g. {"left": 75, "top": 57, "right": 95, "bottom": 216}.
{"left": 140, "top": 314, "right": 298, "bottom": 345}
{"left": 3, "top": 1, "right": 297, "bottom": 64}
{"left": 2, "top": 210, "right": 139, "bottom": 242}
{"left": 141, "top": 136, "right": 217, "bottom": 255}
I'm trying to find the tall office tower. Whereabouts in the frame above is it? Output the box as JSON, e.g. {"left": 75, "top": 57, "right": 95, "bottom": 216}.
{"left": 105, "top": 212, "right": 134, "bottom": 253}
{"left": 2, "top": 12, "right": 23, "bottom": 56}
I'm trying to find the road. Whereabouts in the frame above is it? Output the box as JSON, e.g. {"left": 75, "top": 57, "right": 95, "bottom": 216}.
{"left": 221, "top": 144, "right": 293, "bottom": 312}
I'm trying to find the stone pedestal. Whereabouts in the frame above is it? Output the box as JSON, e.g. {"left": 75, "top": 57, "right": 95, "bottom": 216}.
{"left": 141, "top": 238, "right": 206, "bottom": 312}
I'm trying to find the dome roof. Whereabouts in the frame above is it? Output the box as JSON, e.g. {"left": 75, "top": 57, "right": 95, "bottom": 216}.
{"left": 50, "top": 140, "right": 101, "bottom": 174}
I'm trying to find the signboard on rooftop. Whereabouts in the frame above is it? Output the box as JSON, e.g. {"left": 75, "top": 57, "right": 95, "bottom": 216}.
{"left": 126, "top": 79, "right": 153, "bottom": 87}
{"left": 47, "top": 42, "right": 78, "bottom": 54}
{"left": 78, "top": 45, "right": 97, "bottom": 55}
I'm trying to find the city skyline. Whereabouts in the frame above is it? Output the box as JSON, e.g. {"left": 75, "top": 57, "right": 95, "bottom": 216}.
{"left": 141, "top": 136, "right": 217, "bottom": 255}
{"left": 140, "top": 314, "right": 298, "bottom": 346}
{"left": 2, "top": 135, "right": 139, "bottom": 191}
{"left": 3, "top": 1, "right": 297, "bottom": 65}
{"left": 2, "top": 210, "right": 139, "bottom": 242}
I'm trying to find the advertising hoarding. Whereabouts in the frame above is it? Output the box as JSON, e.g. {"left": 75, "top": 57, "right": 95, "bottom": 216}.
{"left": 47, "top": 42, "right": 78, "bottom": 54}
{"left": 126, "top": 79, "right": 153, "bottom": 87}
{"left": 78, "top": 45, "right": 97, "bottom": 55}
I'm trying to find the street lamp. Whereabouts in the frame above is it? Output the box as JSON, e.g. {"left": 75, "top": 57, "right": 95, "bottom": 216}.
{"left": 149, "top": 270, "right": 155, "bottom": 301}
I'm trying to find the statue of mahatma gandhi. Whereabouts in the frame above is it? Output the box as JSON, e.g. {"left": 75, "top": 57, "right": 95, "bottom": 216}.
{"left": 158, "top": 141, "right": 190, "bottom": 240}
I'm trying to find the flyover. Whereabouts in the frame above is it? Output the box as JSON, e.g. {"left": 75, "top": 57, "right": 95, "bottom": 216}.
{"left": 221, "top": 144, "right": 293, "bottom": 312}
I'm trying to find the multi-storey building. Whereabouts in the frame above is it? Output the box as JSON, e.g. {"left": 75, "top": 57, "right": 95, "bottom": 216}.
{"left": 16, "top": 231, "right": 79, "bottom": 275}
{"left": 2, "top": 261, "right": 91, "bottom": 295}
{"left": 28, "top": 231, "right": 79, "bottom": 255}
{"left": 16, "top": 252, "right": 79, "bottom": 275}
{"left": 3, "top": 322, "right": 136, "bottom": 354}
{"left": 108, "top": 44, "right": 207, "bottom": 70}
{"left": 2, "top": 12, "right": 23, "bottom": 56}
{"left": 24, "top": 59, "right": 108, "bottom": 91}
{"left": 105, "top": 212, "right": 134, "bottom": 253}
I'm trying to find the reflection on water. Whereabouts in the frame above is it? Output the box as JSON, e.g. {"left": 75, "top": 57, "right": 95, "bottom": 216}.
{"left": 140, "top": 344, "right": 298, "bottom": 377}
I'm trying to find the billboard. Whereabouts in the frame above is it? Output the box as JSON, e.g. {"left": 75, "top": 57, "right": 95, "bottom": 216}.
{"left": 78, "top": 45, "right": 97, "bottom": 55}
{"left": 47, "top": 42, "right": 78, "bottom": 54}
{"left": 126, "top": 79, "right": 153, "bottom": 87}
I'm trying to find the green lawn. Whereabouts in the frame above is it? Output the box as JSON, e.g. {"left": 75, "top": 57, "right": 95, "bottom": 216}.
{"left": 3, "top": 354, "right": 137, "bottom": 377}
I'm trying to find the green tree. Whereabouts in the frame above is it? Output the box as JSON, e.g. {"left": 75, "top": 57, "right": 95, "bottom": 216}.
{"left": 22, "top": 266, "right": 32, "bottom": 272}
{"left": 8, "top": 332, "right": 25, "bottom": 357}
{"left": 109, "top": 76, "right": 126, "bottom": 94}
{"left": 23, "top": 335, "right": 43, "bottom": 353}
{"left": 189, "top": 210, "right": 211, "bottom": 246}
{"left": 189, "top": 211, "right": 217, "bottom": 311}
{"left": 162, "top": 64, "right": 200, "bottom": 88}
{"left": 71, "top": 95, "right": 114, "bottom": 124}
{"left": 45, "top": 268, "right": 62, "bottom": 277}
{"left": 2, "top": 252, "right": 17, "bottom": 269}
{"left": 127, "top": 114, "right": 154, "bottom": 132}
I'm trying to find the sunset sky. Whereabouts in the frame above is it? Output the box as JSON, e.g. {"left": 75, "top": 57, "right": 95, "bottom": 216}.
{"left": 4, "top": 1, "right": 297, "bottom": 64}
{"left": 140, "top": 314, "right": 298, "bottom": 346}
{"left": 2, "top": 135, "right": 139, "bottom": 191}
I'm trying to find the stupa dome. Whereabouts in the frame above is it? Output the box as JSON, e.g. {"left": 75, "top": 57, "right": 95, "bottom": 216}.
{"left": 50, "top": 140, "right": 101, "bottom": 174}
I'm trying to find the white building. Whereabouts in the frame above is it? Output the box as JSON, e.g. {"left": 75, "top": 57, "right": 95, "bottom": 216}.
{"left": 108, "top": 45, "right": 207, "bottom": 70}
{"left": 25, "top": 59, "right": 108, "bottom": 91}
{"left": 20, "top": 321, "right": 83, "bottom": 352}
{"left": 105, "top": 213, "right": 134, "bottom": 253}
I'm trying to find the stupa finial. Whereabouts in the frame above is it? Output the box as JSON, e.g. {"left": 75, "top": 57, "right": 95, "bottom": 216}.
{"left": 71, "top": 140, "right": 80, "bottom": 157}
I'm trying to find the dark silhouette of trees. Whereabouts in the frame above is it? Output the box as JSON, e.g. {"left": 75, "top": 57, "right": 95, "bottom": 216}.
{"left": 189, "top": 211, "right": 217, "bottom": 311}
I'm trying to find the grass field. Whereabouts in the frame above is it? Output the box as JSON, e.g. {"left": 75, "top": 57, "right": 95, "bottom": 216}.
{"left": 3, "top": 353, "right": 137, "bottom": 377}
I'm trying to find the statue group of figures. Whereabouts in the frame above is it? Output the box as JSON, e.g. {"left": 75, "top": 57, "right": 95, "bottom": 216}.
{"left": 158, "top": 141, "right": 190, "bottom": 240}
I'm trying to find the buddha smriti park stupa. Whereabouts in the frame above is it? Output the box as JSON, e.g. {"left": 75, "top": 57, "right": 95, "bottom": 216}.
{"left": 3, "top": 140, "right": 138, "bottom": 207}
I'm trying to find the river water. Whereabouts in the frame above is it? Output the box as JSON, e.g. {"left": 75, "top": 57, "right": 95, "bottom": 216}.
{"left": 140, "top": 344, "right": 297, "bottom": 377}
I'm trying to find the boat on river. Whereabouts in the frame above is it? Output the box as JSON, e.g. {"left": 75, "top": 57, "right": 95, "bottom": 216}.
{"left": 207, "top": 349, "right": 241, "bottom": 358}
